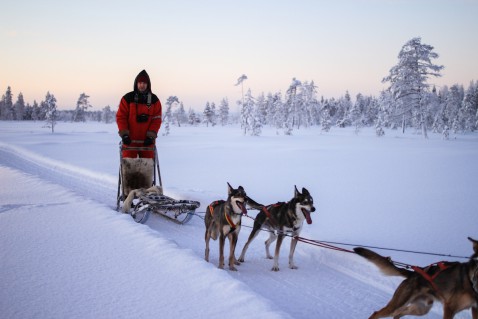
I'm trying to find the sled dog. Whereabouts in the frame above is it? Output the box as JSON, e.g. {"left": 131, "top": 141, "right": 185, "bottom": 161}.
{"left": 239, "top": 186, "right": 315, "bottom": 271}
{"left": 204, "top": 183, "right": 248, "bottom": 271}
{"left": 354, "top": 237, "right": 478, "bottom": 319}
{"left": 122, "top": 185, "right": 163, "bottom": 213}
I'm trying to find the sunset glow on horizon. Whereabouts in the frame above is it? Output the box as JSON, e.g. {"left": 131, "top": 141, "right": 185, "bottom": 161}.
{"left": 1, "top": 0, "right": 477, "bottom": 111}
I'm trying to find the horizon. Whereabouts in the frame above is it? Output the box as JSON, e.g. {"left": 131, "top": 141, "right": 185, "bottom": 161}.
{"left": 1, "top": 0, "right": 477, "bottom": 111}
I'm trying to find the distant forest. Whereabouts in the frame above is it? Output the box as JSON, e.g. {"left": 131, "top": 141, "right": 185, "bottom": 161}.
{"left": 1, "top": 38, "right": 477, "bottom": 139}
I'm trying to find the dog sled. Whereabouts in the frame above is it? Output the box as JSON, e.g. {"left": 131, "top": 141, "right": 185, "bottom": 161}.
{"left": 116, "top": 141, "right": 200, "bottom": 224}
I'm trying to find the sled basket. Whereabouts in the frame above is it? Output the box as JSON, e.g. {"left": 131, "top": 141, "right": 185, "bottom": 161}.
{"left": 116, "top": 141, "right": 200, "bottom": 224}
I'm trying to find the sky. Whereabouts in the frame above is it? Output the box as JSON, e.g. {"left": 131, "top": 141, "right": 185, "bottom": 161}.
{"left": 1, "top": 0, "right": 477, "bottom": 111}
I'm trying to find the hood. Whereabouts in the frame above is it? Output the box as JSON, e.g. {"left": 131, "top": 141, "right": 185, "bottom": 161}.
{"left": 134, "top": 70, "right": 152, "bottom": 93}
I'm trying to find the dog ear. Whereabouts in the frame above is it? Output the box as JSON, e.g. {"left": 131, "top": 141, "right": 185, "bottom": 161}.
{"left": 294, "top": 185, "right": 300, "bottom": 197}
{"left": 227, "top": 182, "right": 233, "bottom": 195}
{"left": 468, "top": 237, "right": 478, "bottom": 254}
{"left": 302, "top": 187, "right": 309, "bottom": 195}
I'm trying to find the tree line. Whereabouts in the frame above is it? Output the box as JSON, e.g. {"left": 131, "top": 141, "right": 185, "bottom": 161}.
{"left": 2, "top": 38, "right": 477, "bottom": 138}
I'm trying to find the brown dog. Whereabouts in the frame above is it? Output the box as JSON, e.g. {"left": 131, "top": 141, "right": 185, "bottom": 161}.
{"left": 354, "top": 237, "right": 478, "bottom": 319}
{"left": 204, "top": 183, "right": 248, "bottom": 271}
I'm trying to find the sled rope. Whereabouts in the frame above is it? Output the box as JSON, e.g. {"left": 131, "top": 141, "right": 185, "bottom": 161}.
{"left": 198, "top": 208, "right": 469, "bottom": 259}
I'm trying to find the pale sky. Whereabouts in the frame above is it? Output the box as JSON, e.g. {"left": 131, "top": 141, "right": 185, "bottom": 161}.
{"left": 1, "top": 0, "right": 477, "bottom": 111}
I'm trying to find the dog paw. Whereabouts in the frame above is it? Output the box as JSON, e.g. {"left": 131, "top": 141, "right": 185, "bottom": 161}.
{"left": 229, "top": 266, "right": 238, "bottom": 271}
{"left": 271, "top": 266, "right": 280, "bottom": 271}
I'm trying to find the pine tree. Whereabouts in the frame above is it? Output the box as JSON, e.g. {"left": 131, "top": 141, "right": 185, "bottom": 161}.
{"left": 382, "top": 37, "right": 444, "bottom": 138}
{"left": 320, "top": 99, "right": 332, "bottom": 132}
{"left": 253, "top": 93, "right": 265, "bottom": 126}
{"left": 173, "top": 102, "right": 187, "bottom": 127}
{"left": 336, "top": 91, "right": 353, "bottom": 127}
{"left": 31, "top": 100, "right": 40, "bottom": 121}
{"left": 203, "top": 102, "right": 213, "bottom": 127}
{"left": 14, "top": 92, "right": 25, "bottom": 120}
{"left": 102, "top": 105, "right": 114, "bottom": 123}
{"left": 461, "top": 81, "right": 477, "bottom": 132}
{"left": 2, "top": 86, "right": 14, "bottom": 120}
{"left": 285, "top": 78, "right": 302, "bottom": 130}
{"left": 73, "top": 93, "right": 92, "bottom": 122}
{"left": 42, "top": 92, "right": 58, "bottom": 133}
{"left": 240, "top": 89, "right": 255, "bottom": 135}
{"left": 218, "top": 98, "right": 229, "bottom": 126}
{"left": 188, "top": 108, "right": 199, "bottom": 125}
{"left": 251, "top": 105, "right": 263, "bottom": 136}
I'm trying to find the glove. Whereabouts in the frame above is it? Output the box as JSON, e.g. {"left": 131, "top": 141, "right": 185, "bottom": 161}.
{"left": 144, "top": 136, "right": 154, "bottom": 146}
{"left": 122, "top": 135, "right": 132, "bottom": 145}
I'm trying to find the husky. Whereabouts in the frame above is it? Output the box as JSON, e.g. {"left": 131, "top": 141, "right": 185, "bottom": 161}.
{"left": 239, "top": 186, "right": 315, "bottom": 271}
{"left": 204, "top": 183, "right": 248, "bottom": 271}
{"left": 354, "top": 237, "right": 478, "bottom": 319}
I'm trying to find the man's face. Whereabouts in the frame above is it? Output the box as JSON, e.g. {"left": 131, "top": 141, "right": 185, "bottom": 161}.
{"left": 137, "top": 81, "right": 148, "bottom": 92}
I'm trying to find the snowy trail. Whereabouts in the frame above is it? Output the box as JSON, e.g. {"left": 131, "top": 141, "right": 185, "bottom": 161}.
{"left": 0, "top": 143, "right": 449, "bottom": 318}
{"left": 0, "top": 143, "right": 117, "bottom": 207}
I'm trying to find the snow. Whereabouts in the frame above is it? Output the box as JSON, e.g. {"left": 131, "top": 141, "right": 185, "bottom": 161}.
{"left": 1, "top": 121, "right": 477, "bottom": 319}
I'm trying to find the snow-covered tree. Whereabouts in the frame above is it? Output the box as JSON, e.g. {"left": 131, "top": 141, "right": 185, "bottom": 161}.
{"left": 382, "top": 37, "right": 444, "bottom": 138}
{"left": 218, "top": 98, "right": 229, "bottom": 126}
{"left": 240, "top": 89, "right": 255, "bottom": 135}
{"left": 188, "top": 108, "right": 200, "bottom": 125}
{"left": 460, "top": 82, "right": 477, "bottom": 132}
{"left": 255, "top": 93, "right": 267, "bottom": 126}
{"left": 13, "top": 92, "right": 25, "bottom": 120}
{"left": 320, "top": 99, "right": 332, "bottom": 132}
{"left": 251, "top": 105, "right": 263, "bottom": 136}
{"left": 102, "top": 105, "right": 114, "bottom": 123}
{"left": 173, "top": 102, "right": 187, "bottom": 127}
{"left": 73, "top": 93, "right": 92, "bottom": 122}
{"left": 203, "top": 102, "right": 215, "bottom": 127}
{"left": 1, "top": 86, "right": 14, "bottom": 120}
{"left": 285, "top": 77, "right": 302, "bottom": 130}
{"left": 42, "top": 92, "right": 58, "bottom": 133}
{"left": 270, "top": 92, "right": 285, "bottom": 133}
{"left": 336, "top": 91, "right": 353, "bottom": 127}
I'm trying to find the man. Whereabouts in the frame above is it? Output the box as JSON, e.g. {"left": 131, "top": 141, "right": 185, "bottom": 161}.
{"left": 116, "top": 69, "right": 162, "bottom": 158}
{"left": 116, "top": 70, "right": 162, "bottom": 197}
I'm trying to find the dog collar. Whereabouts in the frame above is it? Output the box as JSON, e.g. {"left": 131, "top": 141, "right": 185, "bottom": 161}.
{"left": 225, "top": 212, "right": 236, "bottom": 229}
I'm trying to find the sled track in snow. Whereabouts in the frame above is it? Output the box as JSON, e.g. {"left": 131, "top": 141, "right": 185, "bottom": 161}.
{"left": 0, "top": 145, "right": 447, "bottom": 319}
{"left": 0, "top": 146, "right": 116, "bottom": 206}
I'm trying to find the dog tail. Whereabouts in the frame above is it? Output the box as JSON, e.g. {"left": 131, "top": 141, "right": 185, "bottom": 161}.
{"left": 354, "top": 247, "right": 412, "bottom": 278}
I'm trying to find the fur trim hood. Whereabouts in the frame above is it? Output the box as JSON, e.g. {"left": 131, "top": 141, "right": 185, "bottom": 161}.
{"left": 134, "top": 70, "right": 152, "bottom": 93}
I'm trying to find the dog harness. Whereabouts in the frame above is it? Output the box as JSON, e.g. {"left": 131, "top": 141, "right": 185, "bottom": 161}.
{"left": 411, "top": 262, "right": 452, "bottom": 292}
{"left": 208, "top": 200, "right": 239, "bottom": 232}
{"left": 261, "top": 204, "right": 280, "bottom": 226}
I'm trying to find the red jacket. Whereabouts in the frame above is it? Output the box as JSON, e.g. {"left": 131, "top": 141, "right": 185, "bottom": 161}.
{"left": 116, "top": 70, "right": 162, "bottom": 142}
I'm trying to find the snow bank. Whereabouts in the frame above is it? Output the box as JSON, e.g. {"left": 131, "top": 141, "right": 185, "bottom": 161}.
{"left": 0, "top": 166, "right": 287, "bottom": 319}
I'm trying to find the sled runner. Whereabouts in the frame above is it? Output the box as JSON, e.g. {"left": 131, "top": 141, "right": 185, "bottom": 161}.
{"left": 116, "top": 141, "right": 200, "bottom": 224}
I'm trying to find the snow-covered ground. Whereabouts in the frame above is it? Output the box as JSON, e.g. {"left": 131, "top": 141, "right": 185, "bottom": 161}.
{"left": 1, "top": 121, "right": 477, "bottom": 319}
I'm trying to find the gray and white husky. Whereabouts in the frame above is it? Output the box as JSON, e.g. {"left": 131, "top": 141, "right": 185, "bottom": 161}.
{"left": 239, "top": 186, "right": 316, "bottom": 271}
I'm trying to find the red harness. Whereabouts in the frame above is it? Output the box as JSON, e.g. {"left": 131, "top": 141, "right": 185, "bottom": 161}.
{"left": 208, "top": 200, "right": 238, "bottom": 230}
{"left": 261, "top": 202, "right": 284, "bottom": 226}
{"left": 412, "top": 262, "right": 451, "bottom": 292}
